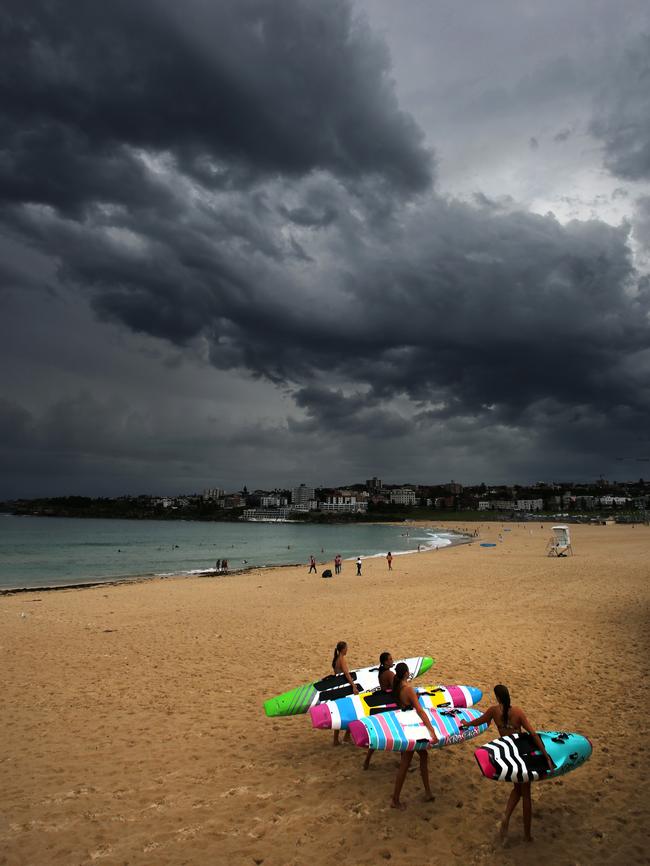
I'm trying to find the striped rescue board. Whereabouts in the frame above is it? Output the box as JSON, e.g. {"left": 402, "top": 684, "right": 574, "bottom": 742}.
{"left": 309, "top": 684, "right": 483, "bottom": 731}
{"left": 349, "top": 706, "right": 488, "bottom": 751}
{"left": 474, "top": 730, "right": 593, "bottom": 783}
{"left": 263, "top": 656, "right": 434, "bottom": 717}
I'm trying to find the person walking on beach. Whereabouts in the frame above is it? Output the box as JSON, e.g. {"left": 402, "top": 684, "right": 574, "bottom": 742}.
{"left": 308, "top": 555, "right": 317, "bottom": 574}
{"left": 334, "top": 554, "right": 342, "bottom": 574}
{"left": 363, "top": 651, "right": 395, "bottom": 770}
{"left": 460, "top": 685, "right": 553, "bottom": 843}
{"left": 390, "top": 663, "right": 438, "bottom": 809}
{"left": 386, "top": 551, "right": 393, "bottom": 570}
{"left": 332, "top": 641, "right": 359, "bottom": 746}
{"left": 356, "top": 556, "right": 362, "bottom": 576}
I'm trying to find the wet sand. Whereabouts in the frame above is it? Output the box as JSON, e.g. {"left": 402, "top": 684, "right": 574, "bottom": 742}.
{"left": 1, "top": 522, "right": 649, "bottom": 866}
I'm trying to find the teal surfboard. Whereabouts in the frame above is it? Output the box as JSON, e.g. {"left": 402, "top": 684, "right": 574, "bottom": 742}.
{"left": 474, "top": 730, "right": 593, "bottom": 782}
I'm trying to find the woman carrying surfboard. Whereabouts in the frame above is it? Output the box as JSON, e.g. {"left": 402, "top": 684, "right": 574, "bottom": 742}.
{"left": 332, "top": 641, "right": 359, "bottom": 746}
{"left": 460, "top": 684, "right": 553, "bottom": 842}
{"left": 390, "top": 662, "right": 438, "bottom": 809}
{"left": 363, "top": 651, "right": 395, "bottom": 770}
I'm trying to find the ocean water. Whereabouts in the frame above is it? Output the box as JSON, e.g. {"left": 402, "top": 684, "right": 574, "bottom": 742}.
{"left": 0, "top": 515, "right": 465, "bottom": 591}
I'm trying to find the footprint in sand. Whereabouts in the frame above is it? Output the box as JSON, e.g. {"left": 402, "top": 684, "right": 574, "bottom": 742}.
{"left": 220, "top": 785, "right": 250, "bottom": 797}
{"left": 89, "top": 845, "right": 113, "bottom": 860}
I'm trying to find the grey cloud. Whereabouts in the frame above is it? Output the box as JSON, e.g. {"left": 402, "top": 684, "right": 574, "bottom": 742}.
{"left": 2, "top": 0, "right": 650, "bottom": 497}
{"left": 292, "top": 385, "right": 411, "bottom": 438}
{"left": 6, "top": 174, "right": 648, "bottom": 446}
{"left": 633, "top": 196, "right": 650, "bottom": 250}
{"left": 0, "top": 0, "right": 432, "bottom": 218}
{"left": 0, "top": 389, "right": 307, "bottom": 497}
{"left": 591, "top": 33, "right": 650, "bottom": 180}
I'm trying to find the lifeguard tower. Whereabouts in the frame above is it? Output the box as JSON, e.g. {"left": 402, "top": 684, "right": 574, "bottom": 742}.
{"left": 546, "top": 525, "right": 572, "bottom": 557}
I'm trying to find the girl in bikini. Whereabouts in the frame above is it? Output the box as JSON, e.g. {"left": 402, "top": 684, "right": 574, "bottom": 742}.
{"left": 390, "top": 662, "right": 438, "bottom": 809}
{"left": 363, "top": 651, "right": 395, "bottom": 770}
{"left": 332, "top": 641, "right": 359, "bottom": 746}
{"left": 460, "top": 684, "right": 553, "bottom": 842}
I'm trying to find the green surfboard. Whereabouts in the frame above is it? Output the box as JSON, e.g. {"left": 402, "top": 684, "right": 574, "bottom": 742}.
{"left": 264, "top": 655, "right": 435, "bottom": 717}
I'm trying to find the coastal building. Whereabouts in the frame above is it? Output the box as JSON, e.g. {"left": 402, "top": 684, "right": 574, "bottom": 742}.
{"left": 599, "top": 495, "right": 630, "bottom": 506}
{"left": 389, "top": 488, "right": 417, "bottom": 506}
{"left": 222, "top": 494, "right": 244, "bottom": 509}
{"left": 291, "top": 484, "right": 315, "bottom": 506}
{"left": 478, "top": 499, "right": 515, "bottom": 511}
{"left": 203, "top": 487, "right": 225, "bottom": 500}
{"left": 514, "top": 499, "right": 544, "bottom": 511}
{"left": 260, "top": 495, "right": 288, "bottom": 508}
{"left": 319, "top": 496, "right": 368, "bottom": 513}
{"left": 435, "top": 496, "right": 456, "bottom": 508}
{"left": 366, "top": 477, "right": 383, "bottom": 492}
{"left": 242, "top": 507, "right": 291, "bottom": 521}
{"left": 479, "top": 498, "right": 543, "bottom": 511}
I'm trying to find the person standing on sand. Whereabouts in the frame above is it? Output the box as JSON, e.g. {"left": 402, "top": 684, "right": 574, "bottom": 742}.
{"left": 332, "top": 641, "right": 359, "bottom": 746}
{"left": 363, "top": 651, "right": 395, "bottom": 770}
{"left": 334, "top": 554, "right": 342, "bottom": 574}
{"left": 386, "top": 551, "right": 393, "bottom": 570}
{"left": 460, "top": 685, "right": 553, "bottom": 843}
{"left": 390, "top": 663, "right": 438, "bottom": 809}
{"left": 308, "top": 555, "right": 317, "bottom": 573}
{"left": 356, "top": 556, "right": 362, "bottom": 575}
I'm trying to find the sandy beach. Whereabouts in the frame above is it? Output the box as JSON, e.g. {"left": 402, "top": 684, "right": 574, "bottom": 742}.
{"left": 1, "top": 522, "right": 649, "bottom": 866}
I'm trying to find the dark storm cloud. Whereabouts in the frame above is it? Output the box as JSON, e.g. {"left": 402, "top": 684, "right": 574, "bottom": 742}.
{"left": 2, "top": 0, "right": 650, "bottom": 495}
{"left": 590, "top": 33, "right": 650, "bottom": 181}
{"left": 633, "top": 196, "right": 650, "bottom": 250}
{"left": 4, "top": 154, "right": 649, "bottom": 483}
{"left": 292, "top": 385, "right": 411, "bottom": 438}
{"left": 0, "top": 0, "right": 431, "bottom": 217}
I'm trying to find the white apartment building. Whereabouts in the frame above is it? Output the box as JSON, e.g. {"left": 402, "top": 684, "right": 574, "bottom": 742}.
{"left": 260, "top": 495, "right": 288, "bottom": 508}
{"left": 514, "top": 499, "right": 544, "bottom": 511}
{"left": 389, "top": 488, "right": 417, "bottom": 506}
{"left": 478, "top": 500, "right": 515, "bottom": 511}
{"left": 242, "top": 508, "right": 291, "bottom": 521}
{"left": 319, "top": 496, "right": 368, "bottom": 513}
{"left": 599, "top": 495, "right": 630, "bottom": 506}
{"left": 203, "top": 487, "right": 225, "bottom": 500}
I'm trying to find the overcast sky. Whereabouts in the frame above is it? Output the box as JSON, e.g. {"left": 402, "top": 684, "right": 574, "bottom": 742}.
{"left": 1, "top": 0, "right": 649, "bottom": 497}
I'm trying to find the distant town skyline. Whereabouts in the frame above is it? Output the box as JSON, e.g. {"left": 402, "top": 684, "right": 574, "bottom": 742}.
{"left": 2, "top": 1, "right": 649, "bottom": 498}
